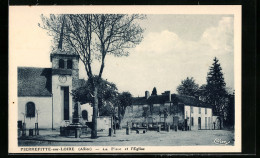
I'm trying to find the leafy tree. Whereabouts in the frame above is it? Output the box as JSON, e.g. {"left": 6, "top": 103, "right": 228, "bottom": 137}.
{"left": 176, "top": 77, "right": 199, "bottom": 97}
{"left": 71, "top": 76, "right": 118, "bottom": 113}
{"left": 205, "top": 57, "right": 227, "bottom": 115}
{"left": 142, "top": 106, "right": 150, "bottom": 123}
{"left": 116, "top": 92, "right": 133, "bottom": 129}
{"left": 40, "top": 14, "right": 145, "bottom": 138}
{"left": 99, "top": 103, "right": 115, "bottom": 116}
{"left": 196, "top": 84, "right": 207, "bottom": 101}
{"left": 159, "top": 108, "right": 169, "bottom": 128}
{"left": 151, "top": 87, "right": 157, "bottom": 96}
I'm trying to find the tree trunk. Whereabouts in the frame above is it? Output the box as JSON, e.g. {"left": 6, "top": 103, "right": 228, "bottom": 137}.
{"left": 118, "top": 106, "right": 122, "bottom": 130}
{"left": 114, "top": 115, "right": 116, "bottom": 134}
{"left": 98, "top": 97, "right": 103, "bottom": 116}
{"left": 119, "top": 117, "right": 122, "bottom": 130}
{"left": 164, "top": 116, "right": 166, "bottom": 130}
{"left": 91, "top": 87, "right": 98, "bottom": 139}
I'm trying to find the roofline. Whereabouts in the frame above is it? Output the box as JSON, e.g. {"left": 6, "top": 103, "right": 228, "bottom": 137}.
{"left": 184, "top": 104, "right": 212, "bottom": 108}
{"left": 18, "top": 66, "right": 51, "bottom": 69}
{"left": 50, "top": 53, "right": 80, "bottom": 62}
{"left": 18, "top": 95, "right": 52, "bottom": 97}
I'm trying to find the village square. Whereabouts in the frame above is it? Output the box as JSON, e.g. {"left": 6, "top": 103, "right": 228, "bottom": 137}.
{"left": 13, "top": 13, "right": 235, "bottom": 147}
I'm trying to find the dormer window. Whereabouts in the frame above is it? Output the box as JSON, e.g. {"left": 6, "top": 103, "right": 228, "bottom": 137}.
{"left": 59, "top": 59, "right": 65, "bottom": 68}
{"left": 67, "top": 60, "right": 72, "bottom": 69}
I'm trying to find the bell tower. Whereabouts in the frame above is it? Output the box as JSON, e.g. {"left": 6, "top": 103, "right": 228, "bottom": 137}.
{"left": 50, "top": 50, "right": 79, "bottom": 128}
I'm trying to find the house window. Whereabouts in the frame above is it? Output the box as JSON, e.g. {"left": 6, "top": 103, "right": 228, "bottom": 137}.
{"left": 59, "top": 59, "right": 65, "bottom": 68}
{"left": 205, "top": 108, "right": 207, "bottom": 114}
{"left": 191, "top": 117, "right": 194, "bottom": 126}
{"left": 26, "top": 102, "right": 35, "bottom": 118}
{"left": 191, "top": 106, "right": 193, "bottom": 113}
{"left": 199, "top": 107, "right": 201, "bottom": 114}
{"left": 67, "top": 60, "right": 72, "bottom": 69}
{"left": 82, "top": 110, "right": 88, "bottom": 121}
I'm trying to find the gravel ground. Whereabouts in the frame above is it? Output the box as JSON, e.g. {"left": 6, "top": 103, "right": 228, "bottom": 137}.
{"left": 18, "top": 129, "right": 234, "bottom": 146}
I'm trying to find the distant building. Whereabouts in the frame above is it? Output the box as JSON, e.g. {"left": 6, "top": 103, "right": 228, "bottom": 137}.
{"left": 123, "top": 90, "right": 220, "bottom": 130}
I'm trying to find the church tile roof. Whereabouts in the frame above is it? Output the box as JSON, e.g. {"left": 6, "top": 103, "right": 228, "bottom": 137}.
{"left": 18, "top": 67, "right": 52, "bottom": 97}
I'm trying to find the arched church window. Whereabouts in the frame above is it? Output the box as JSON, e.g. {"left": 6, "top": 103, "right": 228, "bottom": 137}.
{"left": 26, "top": 102, "right": 35, "bottom": 118}
{"left": 67, "top": 60, "right": 72, "bottom": 69}
{"left": 82, "top": 110, "right": 88, "bottom": 121}
{"left": 59, "top": 59, "right": 65, "bottom": 68}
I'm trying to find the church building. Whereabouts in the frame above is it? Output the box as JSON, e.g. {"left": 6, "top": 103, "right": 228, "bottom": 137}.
{"left": 18, "top": 50, "right": 85, "bottom": 129}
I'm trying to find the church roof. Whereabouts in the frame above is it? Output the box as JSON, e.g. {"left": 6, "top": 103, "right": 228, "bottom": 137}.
{"left": 18, "top": 67, "right": 52, "bottom": 97}
{"left": 51, "top": 49, "right": 76, "bottom": 55}
{"left": 50, "top": 49, "right": 79, "bottom": 62}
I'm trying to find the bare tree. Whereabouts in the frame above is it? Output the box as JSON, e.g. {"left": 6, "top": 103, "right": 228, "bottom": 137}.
{"left": 39, "top": 14, "right": 145, "bottom": 138}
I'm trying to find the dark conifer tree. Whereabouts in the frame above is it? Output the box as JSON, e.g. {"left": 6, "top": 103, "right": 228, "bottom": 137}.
{"left": 205, "top": 57, "right": 227, "bottom": 115}
{"left": 151, "top": 87, "right": 157, "bottom": 96}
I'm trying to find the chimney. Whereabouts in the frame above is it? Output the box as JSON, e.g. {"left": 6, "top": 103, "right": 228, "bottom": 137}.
{"left": 162, "top": 91, "right": 171, "bottom": 102}
{"left": 168, "top": 91, "right": 171, "bottom": 102}
{"left": 145, "top": 91, "right": 150, "bottom": 99}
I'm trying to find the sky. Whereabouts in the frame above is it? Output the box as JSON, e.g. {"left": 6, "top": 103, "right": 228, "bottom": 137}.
{"left": 10, "top": 10, "right": 234, "bottom": 97}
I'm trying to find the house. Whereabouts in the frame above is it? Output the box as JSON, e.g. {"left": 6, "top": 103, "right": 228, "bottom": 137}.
{"left": 123, "top": 90, "right": 216, "bottom": 130}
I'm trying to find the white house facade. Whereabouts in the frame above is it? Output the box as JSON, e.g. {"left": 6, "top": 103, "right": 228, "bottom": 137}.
{"left": 184, "top": 105, "right": 212, "bottom": 130}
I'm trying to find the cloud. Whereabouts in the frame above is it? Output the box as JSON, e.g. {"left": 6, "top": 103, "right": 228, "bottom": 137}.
{"left": 200, "top": 17, "right": 234, "bottom": 53}
{"left": 134, "top": 17, "right": 233, "bottom": 62}
{"left": 135, "top": 30, "right": 181, "bottom": 55}
{"left": 117, "top": 17, "right": 234, "bottom": 96}
{"left": 79, "top": 17, "right": 234, "bottom": 97}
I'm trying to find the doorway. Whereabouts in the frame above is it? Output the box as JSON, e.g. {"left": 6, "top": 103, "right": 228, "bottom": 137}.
{"left": 198, "top": 117, "right": 201, "bottom": 129}
{"left": 61, "top": 87, "right": 69, "bottom": 120}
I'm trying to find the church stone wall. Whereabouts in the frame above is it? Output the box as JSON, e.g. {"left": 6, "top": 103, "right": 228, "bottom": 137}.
{"left": 18, "top": 97, "right": 52, "bottom": 129}
{"left": 51, "top": 58, "right": 59, "bottom": 69}
{"left": 52, "top": 75, "right": 73, "bottom": 128}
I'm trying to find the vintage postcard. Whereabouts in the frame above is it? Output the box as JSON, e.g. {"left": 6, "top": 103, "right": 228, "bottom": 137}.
{"left": 9, "top": 5, "right": 241, "bottom": 153}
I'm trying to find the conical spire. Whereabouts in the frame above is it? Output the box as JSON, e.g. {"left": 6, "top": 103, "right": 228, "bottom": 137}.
{"left": 58, "top": 15, "right": 65, "bottom": 50}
